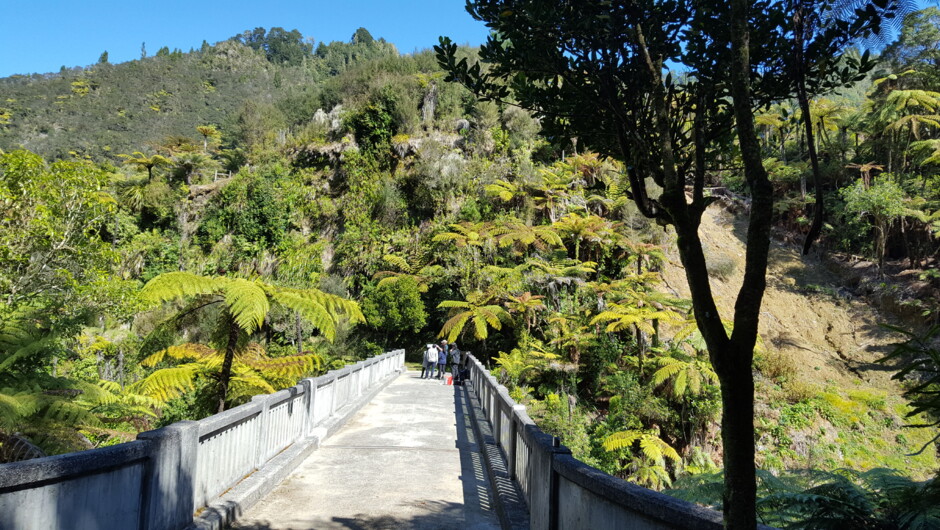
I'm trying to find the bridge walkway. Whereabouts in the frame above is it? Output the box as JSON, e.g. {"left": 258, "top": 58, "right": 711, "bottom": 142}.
{"left": 232, "top": 369, "right": 501, "bottom": 530}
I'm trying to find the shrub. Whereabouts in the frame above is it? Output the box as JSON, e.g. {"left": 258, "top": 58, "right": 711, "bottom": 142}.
{"left": 756, "top": 350, "right": 797, "bottom": 382}
{"left": 704, "top": 250, "right": 736, "bottom": 280}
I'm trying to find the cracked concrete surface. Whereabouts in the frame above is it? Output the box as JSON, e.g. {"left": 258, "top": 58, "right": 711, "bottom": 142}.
{"left": 232, "top": 371, "right": 500, "bottom": 530}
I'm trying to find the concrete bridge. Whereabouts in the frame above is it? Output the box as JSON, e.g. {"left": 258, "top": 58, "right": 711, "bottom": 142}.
{"left": 0, "top": 349, "right": 740, "bottom": 530}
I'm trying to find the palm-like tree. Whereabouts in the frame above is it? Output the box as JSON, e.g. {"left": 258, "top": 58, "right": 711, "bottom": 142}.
{"left": 493, "top": 218, "right": 564, "bottom": 255}
{"left": 485, "top": 178, "right": 521, "bottom": 203}
{"left": 118, "top": 151, "right": 171, "bottom": 181}
{"left": 531, "top": 166, "right": 576, "bottom": 222}
{"left": 651, "top": 346, "right": 718, "bottom": 399}
{"left": 172, "top": 152, "right": 215, "bottom": 186}
{"left": 591, "top": 286, "right": 687, "bottom": 374}
{"left": 196, "top": 125, "right": 220, "bottom": 153}
{"left": 433, "top": 221, "right": 495, "bottom": 250}
{"left": 845, "top": 161, "right": 884, "bottom": 188}
{"left": 139, "top": 272, "right": 364, "bottom": 412}
{"left": 433, "top": 222, "right": 495, "bottom": 289}
{"left": 504, "top": 291, "right": 547, "bottom": 332}
{"left": 131, "top": 342, "right": 321, "bottom": 408}
{"left": 553, "top": 212, "right": 615, "bottom": 261}
{"left": 547, "top": 313, "right": 596, "bottom": 365}
{"left": 494, "top": 335, "right": 558, "bottom": 386}
{"left": 438, "top": 290, "right": 509, "bottom": 343}
{"left": 911, "top": 138, "right": 940, "bottom": 168}
{"left": 602, "top": 428, "right": 681, "bottom": 490}
{"left": 756, "top": 106, "right": 791, "bottom": 160}
{"left": 582, "top": 273, "right": 660, "bottom": 311}
{"left": 373, "top": 254, "right": 443, "bottom": 293}
{"left": 524, "top": 258, "right": 597, "bottom": 309}
{"left": 864, "top": 74, "right": 940, "bottom": 173}
{"left": 0, "top": 323, "right": 135, "bottom": 459}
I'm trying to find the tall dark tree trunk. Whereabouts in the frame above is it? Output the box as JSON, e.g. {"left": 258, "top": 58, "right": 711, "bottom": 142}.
{"left": 723, "top": 0, "right": 775, "bottom": 525}
{"left": 795, "top": 3, "right": 825, "bottom": 256}
{"left": 636, "top": 18, "right": 766, "bottom": 526}
{"left": 715, "top": 353, "right": 757, "bottom": 527}
{"left": 218, "top": 320, "right": 239, "bottom": 413}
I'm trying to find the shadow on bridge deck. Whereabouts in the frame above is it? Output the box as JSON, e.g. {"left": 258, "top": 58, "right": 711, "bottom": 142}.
{"left": 231, "top": 370, "right": 501, "bottom": 530}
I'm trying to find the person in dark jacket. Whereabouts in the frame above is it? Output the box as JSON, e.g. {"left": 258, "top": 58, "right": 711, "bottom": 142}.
{"left": 436, "top": 340, "right": 448, "bottom": 380}
{"left": 449, "top": 343, "right": 462, "bottom": 381}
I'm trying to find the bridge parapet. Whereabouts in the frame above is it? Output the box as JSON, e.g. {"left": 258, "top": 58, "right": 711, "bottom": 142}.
{"left": 0, "top": 349, "right": 405, "bottom": 530}
{"left": 465, "top": 353, "right": 775, "bottom": 530}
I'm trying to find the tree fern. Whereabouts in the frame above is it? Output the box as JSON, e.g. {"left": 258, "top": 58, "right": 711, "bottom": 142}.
{"left": 651, "top": 349, "right": 717, "bottom": 398}
{"left": 140, "top": 272, "right": 362, "bottom": 411}
{"left": 223, "top": 278, "right": 270, "bottom": 333}
{"left": 130, "top": 363, "right": 201, "bottom": 402}
{"left": 139, "top": 271, "right": 223, "bottom": 305}
{"left": 603, "top": 429, "right": 681, "bottom": 490}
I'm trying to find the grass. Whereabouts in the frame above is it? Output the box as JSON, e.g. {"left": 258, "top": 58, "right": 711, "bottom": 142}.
{"left": 705, "top": 251, "right": 737, "bottom": 281}
{"left": 755, "top": 385, "right": 939, "bottom": 480}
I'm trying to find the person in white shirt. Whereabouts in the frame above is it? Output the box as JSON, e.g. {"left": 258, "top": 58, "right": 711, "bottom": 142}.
{"left": 423, "top": 344, "right": 439, "bottom": 379}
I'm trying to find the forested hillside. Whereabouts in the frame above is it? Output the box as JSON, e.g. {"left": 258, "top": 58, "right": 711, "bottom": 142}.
{"left": 0, "top": 27, "right": 397, "bottom": 159}
{"left": 2, "top": 9, "right": 939, "bottom": 528}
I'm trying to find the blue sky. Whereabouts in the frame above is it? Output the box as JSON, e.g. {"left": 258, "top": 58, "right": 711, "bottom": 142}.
{"left": 0, "top": 1, "right": 491, "bottom": 77}
{"left": 3, "top": 1, "right": 937, "bottom": 78}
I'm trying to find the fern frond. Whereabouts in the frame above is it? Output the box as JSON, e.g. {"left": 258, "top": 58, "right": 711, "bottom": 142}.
{"left": 129, "top": 364, "right": 201, "bottom": 402}
{"left": 440, "top": 312, "right": 472, "bottom": 342}
{"left": 42, "top": 399, "right": 103, "bottom": 429}
{"left": 603, "top": 430, "right": 642, "bottom": 452}
{"left": 226, "top": 374, "right": 276, "bottom": 400}
{"left": 141, "top": 343, "right": 214, "bottom": 367}
{"left": 381, "top": 254, "right": 411, "bottom": 272}
{"left": 223, "top": 278, "right": 270, "bottom": 333}
{"left": 139, "top": 272, "right": 222, "bottom": 305}
{"left": 652, "top": 360, "right": 683, "bottom": 387}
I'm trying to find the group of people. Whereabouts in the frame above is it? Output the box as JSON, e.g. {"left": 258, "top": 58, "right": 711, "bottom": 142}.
{"left": 421, "top": 339, "right": 466, "bottom": 383}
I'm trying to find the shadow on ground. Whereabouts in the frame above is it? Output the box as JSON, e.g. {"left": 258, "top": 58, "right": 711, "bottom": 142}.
{"left": 233, "top": 500, "right": 467, "bottom": 529}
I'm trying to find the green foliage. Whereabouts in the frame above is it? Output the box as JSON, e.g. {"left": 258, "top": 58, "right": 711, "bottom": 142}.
{"left": 140, "top": 272, "right": 364, "bottom": 339}
{"left": 672, "top": 468, "right": 940, "bottom": 528}
{"left": 195, "top": 171, "right": 289, "bottom": 261}
{"left": 133, "top": 342, "right": 321, "bottom": 407}
{"left": 231, "top": 27, "right": 312, "bottom": 66}
{"left": 879, "top": 324, "right": 940, "bottom": 454}
{"left": 347, "top": 102, "right": 395, "bottom": 156}
{"left": 138, "top": 272, "right": 363, "bottom": 411}
{"left": 438, "top": 290, "right": 510, "bottom": 343}
{"left": 602, "top": 429, "right": 681, "bottom": 490}
{"left": 361, "top": 276, "right": 427, "bottom": 350}
{"left": 841, "top": 176, "right": 908, "bottom": 270}
{"left": 0, "top": 150, "right": 117, "bottom": 316}
{"left": 0, "top": 14, "right": 937, "bottom": 518}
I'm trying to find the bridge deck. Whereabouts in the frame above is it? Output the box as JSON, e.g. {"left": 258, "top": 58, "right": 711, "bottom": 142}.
{"left": 232, "top": 370, "right": 501, "bottom": 530}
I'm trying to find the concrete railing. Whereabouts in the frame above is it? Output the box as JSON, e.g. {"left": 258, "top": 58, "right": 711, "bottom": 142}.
{"left": 466, "top": 353, "right": 752, "bottom": 530}
{"left": 0, "top": 349, "right": 405, "bottom": 530}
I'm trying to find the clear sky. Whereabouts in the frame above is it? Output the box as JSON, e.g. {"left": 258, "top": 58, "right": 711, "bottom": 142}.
{"left": 0, "top": 0, "right": 491, "bottom": 78}
{"left": 3, "top": 1, "right": 937, "bottom": 79}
